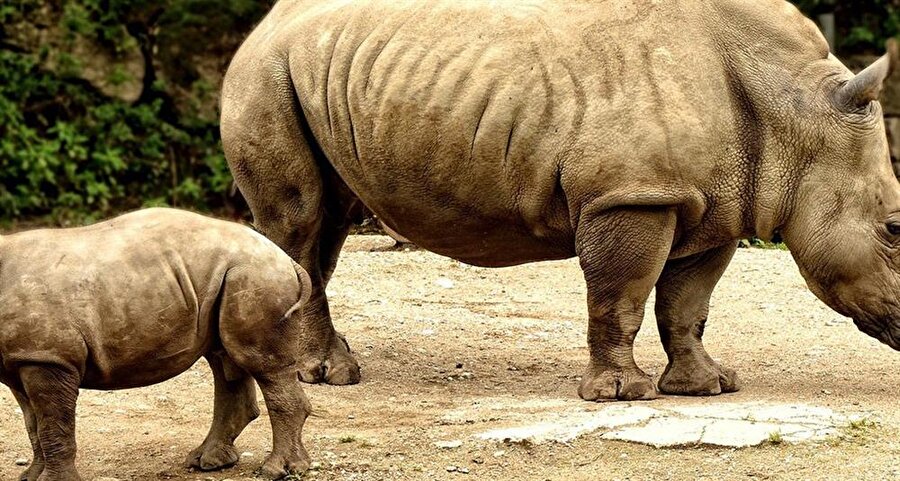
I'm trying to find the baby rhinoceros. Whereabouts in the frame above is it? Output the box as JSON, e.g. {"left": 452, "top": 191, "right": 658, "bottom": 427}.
{"left": 0, "top": 208, "right": 315, "bottom": 481}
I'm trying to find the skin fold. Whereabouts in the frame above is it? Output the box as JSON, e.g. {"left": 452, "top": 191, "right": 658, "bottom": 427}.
{"left": 0, "top": 208, "right": 313, "bottom": 481}
{"left": 221, "top": 0, "right": 900, "bottom": 400}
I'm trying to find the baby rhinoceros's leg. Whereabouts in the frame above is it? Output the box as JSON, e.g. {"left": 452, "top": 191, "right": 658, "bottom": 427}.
{"left": 655, "top": 244, "right": 740, "bottom": 395}
{"left": 11, "top": 389, "right": 45, "bottom": 481}
{"left": 254, "top": 371, "right": 313, "bottom": 479}
{"left": 18, "top": 365, "right": 82, "bottom": 481}
{"left": 217, "top": 264, "right": 313, "bottom": 479}
{"left": 185, "top": 353, "right": 260, "bottom": 471}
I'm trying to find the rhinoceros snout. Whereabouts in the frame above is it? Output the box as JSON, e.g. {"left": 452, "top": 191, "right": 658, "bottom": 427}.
{"left": 885, "top": 326, "right": 900, "bottom": 351}
{"left": 853, "top": 316, "right": 900, "bottom": 351}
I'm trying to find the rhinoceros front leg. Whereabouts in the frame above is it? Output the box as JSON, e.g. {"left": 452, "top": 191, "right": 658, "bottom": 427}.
{"left": 185, "top": 353, "right": 259, "bottom": 471}
{"left": 19, "top": 364, "right": 83, "bottom": 481}
{"left": 11, "top": 389, "right": 44, "bottom": 481}
{"left": 576, "top": 207, "right": 676, "bottom": 401}
{"left": 655, "top": 244, "right": 740, "bottom": 395}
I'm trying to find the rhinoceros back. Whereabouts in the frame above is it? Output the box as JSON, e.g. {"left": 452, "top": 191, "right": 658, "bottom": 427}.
{"left": 228, "top": 0, "right": 830, "bottom": 264}
{"left": 0, "top": 209, "right": 290, "bottom": 386}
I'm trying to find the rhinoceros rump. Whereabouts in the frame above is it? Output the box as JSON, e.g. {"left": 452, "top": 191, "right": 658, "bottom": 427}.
{"left": 0, "top": 209, "right": 313, "bottom": 480}
{"left": 221, "top": 0, "right": 900, "bottom": 401}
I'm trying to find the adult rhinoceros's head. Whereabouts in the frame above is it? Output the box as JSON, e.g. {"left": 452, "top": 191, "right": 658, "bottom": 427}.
{"left": 782, "top": 41, "right": 900, "bottom": 350}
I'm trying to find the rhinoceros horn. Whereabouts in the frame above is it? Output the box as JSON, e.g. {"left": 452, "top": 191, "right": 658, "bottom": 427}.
{"left": 835, "top": 38, "right": 900, "bottom": 109}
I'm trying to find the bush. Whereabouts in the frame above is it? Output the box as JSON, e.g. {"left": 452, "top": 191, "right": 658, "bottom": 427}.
{"left": 793, "top": 0, "right": 900, "bottom": 54}
{"left": 0, "top": 0, "right": 269, "bottom": 225}
{"left": 0, "top": 50, "right": 230, "bottom": 223}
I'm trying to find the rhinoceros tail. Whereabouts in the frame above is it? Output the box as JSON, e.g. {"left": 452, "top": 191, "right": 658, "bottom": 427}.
{"left": 281, "top": 260, "right": 313, "bottom": 321}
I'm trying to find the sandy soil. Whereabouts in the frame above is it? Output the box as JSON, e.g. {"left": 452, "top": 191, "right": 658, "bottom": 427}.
{"left": 1, "top": 236, "right": 899, "bottom": 481}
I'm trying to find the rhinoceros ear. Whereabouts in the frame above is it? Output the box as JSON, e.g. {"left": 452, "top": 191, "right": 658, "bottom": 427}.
{"left": 835, "top": 38, "right": 899, "bottom": 110}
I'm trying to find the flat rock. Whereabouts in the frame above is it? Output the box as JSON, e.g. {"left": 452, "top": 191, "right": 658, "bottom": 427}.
{"left": 475, "top": 401, "right": 853, "bottom": 448}
{"left": 434, "top": 440, "right": 463, "bottom": 449}
{"left": 602, "top": 417, "right": 709, "bottom": 447}
{"left": 476, "top": 404, "right": 657, "bottom": 444}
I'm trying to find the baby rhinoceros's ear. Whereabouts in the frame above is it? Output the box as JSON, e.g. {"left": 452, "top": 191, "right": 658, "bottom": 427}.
{"left": 834, "top": 38, "right": 900, "bottom": 110}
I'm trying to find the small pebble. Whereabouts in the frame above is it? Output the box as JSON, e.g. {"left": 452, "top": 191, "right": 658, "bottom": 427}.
{"left": 434, "top": 277, "right": 455, "bottom": 289}
{"left": 446, "top": 465, "right": 458, "bottom": 472}
{"left": 240, "top": 451, "right": 254, "bottom": 458}
{"left": 309, "top": 461, "right": 322, "bottom": 470}
{"left": 458, "top": 467, "right": 470, "bottom": 474}
{"left": 15, "top": 458, "right": 29, "bottom": 466}
{"left": 434, "top": 440, "right": 463, "bottom": 449}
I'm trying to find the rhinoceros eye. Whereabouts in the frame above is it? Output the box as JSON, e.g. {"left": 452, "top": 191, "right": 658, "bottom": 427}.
{"left": 887, "top": 221, "right": 900, "bottom": 236}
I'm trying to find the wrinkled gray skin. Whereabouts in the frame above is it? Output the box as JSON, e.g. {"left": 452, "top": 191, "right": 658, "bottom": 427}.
{"left": 0, "top": 209, "right": 313, "bottom": 481}
{"left": 222, "top": 0, "right": 900, "bottom": 402}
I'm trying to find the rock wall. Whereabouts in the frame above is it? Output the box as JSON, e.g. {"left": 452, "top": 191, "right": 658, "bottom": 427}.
{"left": 1, "top": 2, "right": 272, "bottom": 123}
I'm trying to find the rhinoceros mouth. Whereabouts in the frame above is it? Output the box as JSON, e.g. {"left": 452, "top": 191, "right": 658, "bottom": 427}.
{"left": 871, "top": 322, "right": 900, "bottom": 350}
{"left": 884, "top": 327, "right": 900, "bottom": 350}
{"left": 851, "top": 316, "right": 900, "bottom": 350}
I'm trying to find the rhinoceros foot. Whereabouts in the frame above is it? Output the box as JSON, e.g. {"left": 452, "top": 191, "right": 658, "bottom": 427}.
{"left": 257, "top": 450, "right": 311, "bottom": 480}
{"left": 658, "top": 355, "right": 740, "bottom": 396}
{"left": 18, "top": 461, "right": 44, "bottom": 481}
{"left": 185, "top": 442, "right": 239, "bottom": 471}
{"left": 578, "top": 365, "right": 658, "bottom": 401}
{"left": 297, "top": 332, "right": 360, "bottom": 385}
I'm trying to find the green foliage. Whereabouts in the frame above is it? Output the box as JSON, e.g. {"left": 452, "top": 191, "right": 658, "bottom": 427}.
{"left": 848, "top": 417, "right": 877, "bottom": 430}
{"left": 0, "top": 48, "right": 225, "bottom": 223}
{"left": 792, "top": 0, "right": 900, "bottom": 53}
{"left": 739, "top": 238, "right": 789, "bottom": 250}
{"left": 0, "top": 0, "right": 272, "bottom": 224}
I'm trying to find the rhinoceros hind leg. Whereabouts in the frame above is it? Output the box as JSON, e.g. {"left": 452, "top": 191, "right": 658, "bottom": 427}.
{"left": 575, "top": 207, "right": 677, "bottom": 401}
{"left": 655, "top": 244, "right": 741, "bottom": 396}
{"left": 18, "top": 364, "right": 82, "bottom": 481}
{"left": 253, "top": 370, "right": 312, "bottom": 480}
{"left": 185, "top": 353, "right": 259, "bottom": 471}
{"left": 221, "top": 64, "right": 359, "bottom": 386}
{"left": 217, "top": 268, "right": 314, "bottom": 479}
{"left": 294, "top": 214, "right": 361, "bottom": 386}
{"left": 11, "top": 389, "right": 44, "bottom": 481}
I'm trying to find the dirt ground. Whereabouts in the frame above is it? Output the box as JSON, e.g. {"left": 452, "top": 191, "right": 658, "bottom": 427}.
{"left": 2, "top": 235, "right": 899, "bottom": 481}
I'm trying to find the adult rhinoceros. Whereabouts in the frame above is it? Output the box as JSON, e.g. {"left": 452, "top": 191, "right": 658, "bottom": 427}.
{"left": 221, "top": 0, "right": 900, "bottom": 401}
